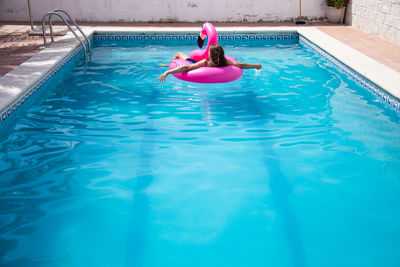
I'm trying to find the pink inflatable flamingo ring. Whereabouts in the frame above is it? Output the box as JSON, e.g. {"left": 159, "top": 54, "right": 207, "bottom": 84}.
{"left": 169, "top": 22, "right": 243, "bottom": 83}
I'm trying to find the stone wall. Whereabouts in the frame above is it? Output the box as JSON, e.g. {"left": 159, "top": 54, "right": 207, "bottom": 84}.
{"left": 346, "top": 0, "right": 400, "bottom": 44}
{"left": 0, "top": 0, "right": 326, "bottom": 23}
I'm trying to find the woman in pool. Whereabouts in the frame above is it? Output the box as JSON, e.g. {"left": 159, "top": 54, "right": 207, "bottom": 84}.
{"left": 158, "top": 44, "right": 262, "bottom": 82}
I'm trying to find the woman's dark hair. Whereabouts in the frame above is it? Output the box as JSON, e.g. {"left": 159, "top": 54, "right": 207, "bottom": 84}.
{"left": 209, "top": 44, "right": 227, "bottom": 67}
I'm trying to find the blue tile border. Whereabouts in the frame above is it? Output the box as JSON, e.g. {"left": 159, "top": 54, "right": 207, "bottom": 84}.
{"left": 92, "top": 33, "right": 299, "bottom": 41}
{"left": 299, "top": 35, "right": 400, "bottom": 112}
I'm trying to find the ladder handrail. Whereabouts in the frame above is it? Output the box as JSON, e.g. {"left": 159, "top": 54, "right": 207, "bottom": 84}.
{"left": 50, "top": 9, "right": 91, "bottom": 53}
{"left": 41, "top": 11, "right": 89, "bottom": 59}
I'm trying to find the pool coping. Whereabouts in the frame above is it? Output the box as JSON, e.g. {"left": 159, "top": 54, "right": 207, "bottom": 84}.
{"left": 1, "top": 26, "right": 400, "bottom": 122}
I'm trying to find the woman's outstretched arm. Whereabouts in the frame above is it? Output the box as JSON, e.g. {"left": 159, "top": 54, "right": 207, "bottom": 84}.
{"left": 227, "top": 59, "right": 262, "bottom": 69}
{"left": 158, "top": 60, "right": 207, "bottom": 82}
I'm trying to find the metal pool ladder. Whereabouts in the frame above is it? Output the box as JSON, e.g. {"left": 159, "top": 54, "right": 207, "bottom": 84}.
{"left": 42, "top": 9, "right": 91, "bottom": 59}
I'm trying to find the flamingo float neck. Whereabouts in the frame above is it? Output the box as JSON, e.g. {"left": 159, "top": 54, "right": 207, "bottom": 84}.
{"left": 189, "top": 22, "right": 218, "bottom": 62}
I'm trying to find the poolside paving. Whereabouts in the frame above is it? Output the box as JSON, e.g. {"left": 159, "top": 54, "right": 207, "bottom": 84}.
{"left": 0, "top": 23, "right": 65, "bottom": 77}
{"left": 316, "top": 25, "right": 400, "bottom": 73}
{"left": 0, "top": 21, "right": 399, "bottom": 78}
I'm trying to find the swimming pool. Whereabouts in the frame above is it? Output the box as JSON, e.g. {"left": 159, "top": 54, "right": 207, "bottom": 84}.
{"left": 1, "top": 31, "right": 400, "bottom": 266}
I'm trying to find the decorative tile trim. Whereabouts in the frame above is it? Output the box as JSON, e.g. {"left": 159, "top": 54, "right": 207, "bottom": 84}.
{"left": 93, "top": 34, "right": 198, "bottom": 41}
{"left": 92, "top": 33, "right": 299, "bottom": 41}
{"left": 0, "top": 44, "right": 83, "bottom": 124}
{"left": 299, "top": 35, "right": 400, "bottom": 112}
{"left": 222, "top": 34, "right": 298, "bottom": 40}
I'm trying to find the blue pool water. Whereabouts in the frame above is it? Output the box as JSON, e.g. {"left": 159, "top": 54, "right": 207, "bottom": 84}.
{"left": 1, "top": 35, "right": 400, "bottom": 267}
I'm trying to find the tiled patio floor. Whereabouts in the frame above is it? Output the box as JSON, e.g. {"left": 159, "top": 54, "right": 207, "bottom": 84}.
{"left": 316, "top": 25, "right": 400, "bottom": 73}
{"left": 1, "top": 22, "right": 399, "bottom": 78}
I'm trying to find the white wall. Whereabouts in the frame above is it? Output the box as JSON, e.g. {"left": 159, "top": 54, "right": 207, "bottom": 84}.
{"left": 0, "top": 0, "right": 326, "bottom": 22}
{"left": 346, "top": 0, "right": 400, "bottom": 44}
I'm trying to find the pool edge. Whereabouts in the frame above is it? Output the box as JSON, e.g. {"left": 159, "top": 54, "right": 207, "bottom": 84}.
{"left": 297, "top": 27, "right": 400, "bottom": 101}
{"left": 0, "top": 26, "right": 399, "bottom": 124}
{"left": 0, "top": 28, "right": 96, "bottom": 123}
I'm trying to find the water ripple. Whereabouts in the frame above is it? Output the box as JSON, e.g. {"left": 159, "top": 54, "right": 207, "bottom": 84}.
{"left": 0, "top": 41, "right": 400, "bottom": 266}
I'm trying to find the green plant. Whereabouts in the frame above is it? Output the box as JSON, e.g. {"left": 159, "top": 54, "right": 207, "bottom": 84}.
{"left": 326, "top": 0, "right": 349, "bottom": 8}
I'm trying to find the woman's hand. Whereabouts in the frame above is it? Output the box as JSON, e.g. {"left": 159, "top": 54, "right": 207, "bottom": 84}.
{"left": 158, "top": 72, "right": 168, "bottom": 82}
{"left": 255, "top": 63, "right": 262, "bottom": 69}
